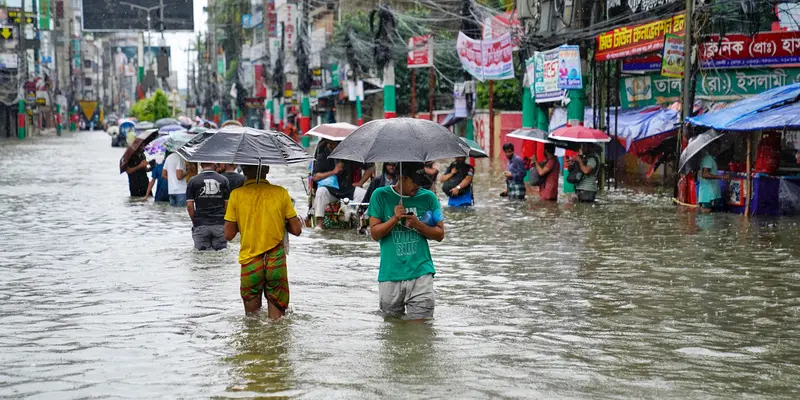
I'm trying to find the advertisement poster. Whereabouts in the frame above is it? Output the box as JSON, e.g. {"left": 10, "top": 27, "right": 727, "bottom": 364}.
{"left": 408, "top": 35, "right": 434, "bottom": 68}
{"left": 660, "top": 34, "right": 685, "bottom": 78}
{"left": 557, "top": 45, "right": 582, "bottom": 89}
{"left": 456, "top": 32, "right": 514, "bottom": 82}
{"left": 454, "top": 83, "right": 468, "bottom": 117}
{"left": 114, "top": 46, "right": 169, "bottom": 77}
{"left": 533, "top": 49, "right": 564, "bottom": 103}
{"left": 595, "top": 13, "right": 686, "bottom": 61}
{"left": 524, "top": 56, "right": 535, "bottom": 88}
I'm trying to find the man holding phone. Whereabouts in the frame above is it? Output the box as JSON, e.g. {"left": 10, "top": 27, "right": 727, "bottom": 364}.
{"left": 368, "top": 162, "right": 445, "bottom": 322}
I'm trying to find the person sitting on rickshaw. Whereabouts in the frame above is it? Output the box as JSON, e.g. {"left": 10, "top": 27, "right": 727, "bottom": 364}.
{"left": 364, "top": 162, "right": 398, "bottom": 204}
{"left": 312, "top": 140, "right": 372, "bottom": 229}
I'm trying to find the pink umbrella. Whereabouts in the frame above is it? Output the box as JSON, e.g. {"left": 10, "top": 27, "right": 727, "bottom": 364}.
{"left": 305, "top": 122, "right": 359, "bottom": 142}
{"left": 548, "top": 125, "right": 612, "bottom": 143}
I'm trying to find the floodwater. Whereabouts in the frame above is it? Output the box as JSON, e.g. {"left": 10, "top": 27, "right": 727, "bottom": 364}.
{"left": 2, "top": 131, "right": 800, "bottom": 399}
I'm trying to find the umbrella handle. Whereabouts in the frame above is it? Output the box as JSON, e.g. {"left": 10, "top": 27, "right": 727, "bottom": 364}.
{"left": 256, "top": 158, "right": 263, "bottom": 184}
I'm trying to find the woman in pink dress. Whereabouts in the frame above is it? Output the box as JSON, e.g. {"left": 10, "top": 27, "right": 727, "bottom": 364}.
{"left": 532, "top": 144, "right": 559, "bottom": 201}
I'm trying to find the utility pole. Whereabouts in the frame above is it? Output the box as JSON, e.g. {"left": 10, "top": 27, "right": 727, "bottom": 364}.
{"left": 677, "top": 0, "right": 694, "bottom": 191}
{"left": 429, "top": 67, "right": 434, "bottom": 120}
{"left": 18, "top": 0, "right": 28, "bottom": 139}
{"left": 209, "top": 0, "right": 220, "bottom": 124}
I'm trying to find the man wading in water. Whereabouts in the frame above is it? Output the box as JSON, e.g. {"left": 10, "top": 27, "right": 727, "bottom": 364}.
{"left": 224, "top": 165, "right": 302, "bottom": 319}
{"left": 368, "top": 162, "right": 445, "bottom": 321}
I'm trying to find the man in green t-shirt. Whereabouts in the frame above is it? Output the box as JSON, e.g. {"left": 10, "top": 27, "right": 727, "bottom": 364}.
{"left": 367, "top": 162, "right": 445, "bottom": 321}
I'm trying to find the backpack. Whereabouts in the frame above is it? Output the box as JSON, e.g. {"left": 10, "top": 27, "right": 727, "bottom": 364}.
{"left": 567, "top": 155, "right": 598, "bottom": 185}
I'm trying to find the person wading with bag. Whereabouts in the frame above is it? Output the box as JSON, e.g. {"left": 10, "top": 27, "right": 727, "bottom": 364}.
{"left": 440, "top": 157, "right": 474, "bottom": 206}
{"left": 530, "top": 143, "right": 559, "bottom": 202}
{"left": 566, "top": 144, "right": 600, "bottom": 203}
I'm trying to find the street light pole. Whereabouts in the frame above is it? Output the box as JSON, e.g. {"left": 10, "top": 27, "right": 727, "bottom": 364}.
{"left": 120, "top": 2, "right": 163, "bottom": 96}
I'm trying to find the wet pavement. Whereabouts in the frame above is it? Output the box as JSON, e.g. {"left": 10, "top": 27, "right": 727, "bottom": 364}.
{"left": 2, "top": 131, "right": 800, "bottom": 399}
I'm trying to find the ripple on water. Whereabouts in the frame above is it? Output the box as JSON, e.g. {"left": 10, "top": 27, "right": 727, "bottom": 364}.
{"left": 2, "top": 133, "right": 800, "bottom": 398}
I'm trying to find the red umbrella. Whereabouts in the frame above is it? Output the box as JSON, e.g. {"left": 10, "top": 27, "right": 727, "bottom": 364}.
{"left": 548, "top": 125, "right": 612, "bottom": 143}
{"left": 305, "top": 122, "right": 359, "bottom": 142}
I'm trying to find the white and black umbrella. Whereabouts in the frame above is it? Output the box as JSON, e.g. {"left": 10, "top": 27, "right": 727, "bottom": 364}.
{"left": 678, "top": 130, "right": 736, "bottom": 173}
{"left": 328, "top": 118, "right": 469, "bottom": 163}
{"left": 177, "top": 126, "right": 311, "bottom": 166}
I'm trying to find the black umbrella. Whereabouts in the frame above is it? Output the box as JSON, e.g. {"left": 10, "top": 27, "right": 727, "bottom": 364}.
{"left": 678, "top": 130, "right": 735, "bottom": 173}
{"left": 155, "top": 118, "right": 181, "bottom": 128}
{"left": 328, "top": 118, "right": 469, "bottom": 163}
{"left": 176, "top": 126, "right": 311, "bottom": 166}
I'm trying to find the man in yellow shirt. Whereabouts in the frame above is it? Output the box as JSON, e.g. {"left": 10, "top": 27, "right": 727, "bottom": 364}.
{"left": 224, "top": 164, "right": 302, "bottom": 319}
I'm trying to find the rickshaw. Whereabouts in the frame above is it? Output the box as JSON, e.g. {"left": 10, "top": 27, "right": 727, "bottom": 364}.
{"left": 111, "top": 119, "right": 136, "bottom": 147}
{"left": 303, "top": 123, "right": 371, "bottom": 232}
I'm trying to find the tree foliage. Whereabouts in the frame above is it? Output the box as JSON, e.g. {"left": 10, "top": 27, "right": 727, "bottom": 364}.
{"left": 130, "top": 89, "right": 172, "bottom": 121}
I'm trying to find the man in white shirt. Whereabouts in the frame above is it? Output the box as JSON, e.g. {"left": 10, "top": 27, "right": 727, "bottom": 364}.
{"left": 162, "top": 152, "right": 188, "bottom": 207}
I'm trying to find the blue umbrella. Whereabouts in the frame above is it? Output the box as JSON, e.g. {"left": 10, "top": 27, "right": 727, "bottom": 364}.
{"left": 158, "top": 124, "right": 185, "bottom": 135}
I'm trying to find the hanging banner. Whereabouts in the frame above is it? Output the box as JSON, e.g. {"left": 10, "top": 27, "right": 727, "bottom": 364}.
{"left": 524, "top": 55, "right": 535, "bottom": 89}
{"left": 557, "top": 45, "right": 582, "bottom": 89}
{"left": 454, "top": 83, "right": 467, "bottom": 117}
{"left": 456, "top": 32, "right": 514, "bottom": 82}
{"left": 267, "top": 0, "right": 277, "bottom": 37}
{"left": 699, "top": 31, "right": 800, "bottom": 69}
{"left": 482, "top": 11, "right": 522, "bottom": 49}
{"left": 407, "top": 35, "right": 434, "bottom": 68}
{"left": 595, "top": 13, "right": 686, "bottom": 61}
{"left": 254, "top": 64, "right": 267, "bottom": 97}
{"left": 533, "top": 49, "right": 564, "bottom": 103}
{"left": 660, "top": 34, "right": 685, "bottom": 78}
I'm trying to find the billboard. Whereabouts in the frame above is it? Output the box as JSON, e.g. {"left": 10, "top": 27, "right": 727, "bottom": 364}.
{"left": 114, "top": 46, "right": 170, "bottom": 76}
{"left": 82, "top": 0, "right": 194, "bottom": 31}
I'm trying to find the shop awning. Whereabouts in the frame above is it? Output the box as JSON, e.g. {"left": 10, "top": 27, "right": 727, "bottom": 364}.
{"left": 549, "top": 106, "right": 678, "bottom": 150}
{"left": 722, "top": 101, "right": 800, "bottom": 131}
{"left": 687, "top": 82, "right": 800, "bottom": 130}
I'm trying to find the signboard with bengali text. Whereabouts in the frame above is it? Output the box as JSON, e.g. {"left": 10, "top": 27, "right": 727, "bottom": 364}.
{"left": 700, "top": 31, "right": 800, "bottom": 69}
{"left": 595, "top": 13, "right": 685, "bottom": 61}
{"left": 620, "top": 67, "right": 800, "bottom": 108}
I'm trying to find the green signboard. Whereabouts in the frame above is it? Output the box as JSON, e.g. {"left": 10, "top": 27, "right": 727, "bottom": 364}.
{"left": 39, "top": 0, "right": 50, "bottom": 30}
{"left": 621, "top": 68, "right": 800, "bottom": 108}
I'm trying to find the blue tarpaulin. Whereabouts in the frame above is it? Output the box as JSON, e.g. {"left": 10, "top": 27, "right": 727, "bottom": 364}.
{"left": 687, "top": 82, "right": 800, "bottom": 130}
{"left": 550, "top": 107, "right": 678, "bottom": 150}
{"left": 722, "top": 101, "right": 800, "bottom": 131}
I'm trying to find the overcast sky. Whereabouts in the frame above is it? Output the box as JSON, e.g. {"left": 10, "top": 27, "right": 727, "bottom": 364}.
{"left": 164, "top": 0, "right": 207, "bottom": 90}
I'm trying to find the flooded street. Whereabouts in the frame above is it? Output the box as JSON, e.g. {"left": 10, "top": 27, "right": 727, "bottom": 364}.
{"left": 3, "top": 131, "right": 800, "bottom": 399}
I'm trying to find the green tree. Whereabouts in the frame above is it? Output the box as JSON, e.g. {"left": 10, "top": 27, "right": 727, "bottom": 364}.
{"left": 149, "top": 89, "right": 172, "bottom": 120}
{"left": 130, "top": 97, "right": 153, "bottom": 121}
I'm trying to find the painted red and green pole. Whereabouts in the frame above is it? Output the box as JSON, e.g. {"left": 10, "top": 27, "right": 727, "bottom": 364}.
{"left": 383, "top": 63, "right": 396, "bottom": 119}
{"left": 563, "top": 82, "right": 586, "bottom": 194}
{"left": 56, "top": 103, "right": 62, "bottom": 136}
{"left": 17, "top": 99, "right": 25, "bottom": 139}
{"left": 300, "top": 95, "right": 311, "bottom": 147}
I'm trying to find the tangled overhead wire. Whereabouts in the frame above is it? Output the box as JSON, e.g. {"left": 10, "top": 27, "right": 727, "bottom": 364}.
{"left": 370, "top": 5, "right": 398, "bottom": 72}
